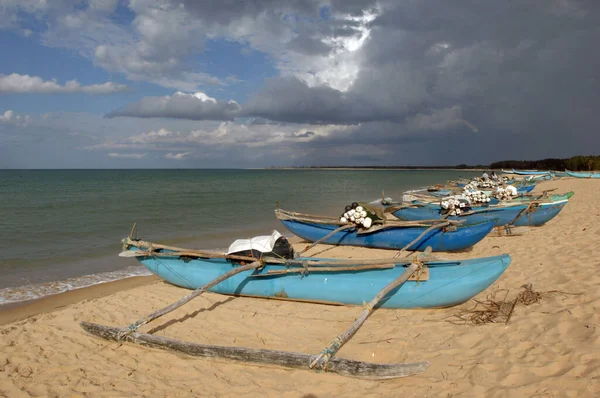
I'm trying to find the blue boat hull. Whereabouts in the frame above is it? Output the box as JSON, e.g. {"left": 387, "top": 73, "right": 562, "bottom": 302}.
{"left": 392, "top": 201, "right": 568, "bottom": 227}
{"left": 516, "top": 185, "right": 535, "bottom": 194}
{"left": 278, "top": 219, "right": 494, "bottom": 252}
{"left": 132, "top": 251, "right": 512, "bottom": 309}
{"left": 511, "top": 202, "right": 567, "bottom": 226}
{"left": 566, "top": 170, "right": 600, "bottom": 179}
{"left": 512, "top": 169, "right": 550, "bottom": 176}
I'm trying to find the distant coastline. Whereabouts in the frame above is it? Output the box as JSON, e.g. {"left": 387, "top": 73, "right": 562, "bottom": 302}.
{"left": 265, "top": 166, "right": 488, "bottom": 171}
{"left": 262, "top": 166, "right": 491, "bottom": 171}
{"left": 266, "top": 154, "right": 600, "bottom": 172}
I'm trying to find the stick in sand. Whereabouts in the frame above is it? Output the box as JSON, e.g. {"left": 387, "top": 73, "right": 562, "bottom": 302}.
{"left": 117, "top": 261, "right": 262, "bottom": 340}
{"left": 310, "top": 261, "right": 421, "bottom": 369}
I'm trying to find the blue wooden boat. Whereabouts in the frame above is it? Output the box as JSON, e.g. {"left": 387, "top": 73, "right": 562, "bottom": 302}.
{"left": 511, "top": 169, "right": 551, "bottom": 176}
{"left": 121, "top": 237, "right": 512, "bottom": 309}
{"left": 428, "top": 184, "right": 534, "bottom": 198}
{"left": 487, "top": 191, "right": 574, "bottom": 205}
{"left": 274, "top": 208, "right": 494, "bottom": 252}
{"left": 565, "top": 170, "right": 600, "bottom": 179}
{"left": 390, "top": 199, "right": 569, "bottom": 227}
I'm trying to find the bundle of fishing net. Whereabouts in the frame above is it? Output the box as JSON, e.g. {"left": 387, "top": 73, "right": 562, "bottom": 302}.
{"left": 440, "top": 195, "right": 472, "bottom": 216}
{"left": 462, "top": 189, "right": 491, "bottom": 204}
{"left": 340, "top": 202, "right": 384, "bottom": 229}
{"left": 493, "top": 185, "right": 518, "bottom": 200}
{"left": 467, "top": 178, "right": 499, "bottom": 189}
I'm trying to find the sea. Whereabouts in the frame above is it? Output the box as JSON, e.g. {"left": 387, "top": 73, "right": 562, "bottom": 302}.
{"left": 0, "top": 169, "right": 481, "bottom": 305}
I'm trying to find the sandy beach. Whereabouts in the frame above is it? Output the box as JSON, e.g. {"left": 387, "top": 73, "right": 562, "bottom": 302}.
{"left": 1, "top": 178, "right": 598, "bottom": 397}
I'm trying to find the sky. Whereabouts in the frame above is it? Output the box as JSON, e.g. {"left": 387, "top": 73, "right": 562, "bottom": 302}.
{"left": 0, "top": 0, "right": 599, "bottom": 168}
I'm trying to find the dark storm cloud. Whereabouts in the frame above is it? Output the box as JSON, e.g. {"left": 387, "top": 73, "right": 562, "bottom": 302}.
{"left": 172, "top": 0, "right": 323, "bottom": 24}
{"left": 242, "top": 76, "right": 414, "bottom": 124}
{"left": 244, "top": 0, "right": 600, "bottom": 144}
{"left": 328, "top": 0, "right": 379, "bottom": 16}
{"left": 105, "top": 0, "right": 600, "bottom": 163}
{"left": 287, "top": 35, "right": 332, "bottom": 56}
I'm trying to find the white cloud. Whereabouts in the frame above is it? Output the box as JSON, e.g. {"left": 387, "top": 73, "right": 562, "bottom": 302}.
{"left": 164, "top": 152, "right": 191, "bottom": 160}
{"left": 0, "top": 109, "right": 32, "bottom": 126}
{"left": 0, "top": 1, "right": 384, "bottom": 93}
{"left": 107, "top": 152, "right": 147, "bottom": 159}
{"left": 128, "top": 128, "right": 176, "bottom": 144}
{"left": 86, "top": 120, "right": 343, "bottom": 156}
{"left": 0, "top": 73, "right": 128, "bottom": 94}
{"left": 107, "top": 91, "right": 241, "bottom": 120}
{"left": 296, "top": 8, "right": 380, "bottom": 91}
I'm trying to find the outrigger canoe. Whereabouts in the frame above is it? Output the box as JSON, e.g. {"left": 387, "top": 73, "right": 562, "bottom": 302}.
{"left": 78, "top": 236, "right": 509, "bottom": 379}
{"left": 120, "top": 237, "right": 512, "bottom": 309}
{"left": 565, "top": 170, "right": 600, "bottom": 179}
{"left": 428, "top": 184, "right": 535, "bottom": 198}
{"left": 511, "top": 169, "right": 552, "bottom": 176}
{"left": 389, "top": 198, "right": 570, "bottom": 227}
{"left": 275, "top": 208, "right": 494, "bottom": 252}
{"left": 404, "top": 191, "right": 573, "bottom": 206}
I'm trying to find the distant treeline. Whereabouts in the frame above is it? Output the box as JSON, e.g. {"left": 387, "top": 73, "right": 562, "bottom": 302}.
{"left": 268, "top": 165, "right": 488, "bottom": 170}
{"left": 268, "top": 155, "right": 600, "bottom": 171}
{"left": 490, "top": 156, "right": 600, "bottom": 171}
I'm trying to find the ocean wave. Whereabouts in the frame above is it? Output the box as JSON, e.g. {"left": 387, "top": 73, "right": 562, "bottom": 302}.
{"left": 0, "top": 265, "right": 153, "bottom": 306}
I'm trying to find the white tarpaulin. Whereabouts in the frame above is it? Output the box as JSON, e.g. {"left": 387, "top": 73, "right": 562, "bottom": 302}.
{"left": 226, "top": 230, "right": 284, "bottom": 254}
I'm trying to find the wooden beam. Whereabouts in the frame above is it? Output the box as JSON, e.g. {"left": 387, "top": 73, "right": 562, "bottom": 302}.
{"left": 80, "top": 322, "right": 429, "bottom": 379}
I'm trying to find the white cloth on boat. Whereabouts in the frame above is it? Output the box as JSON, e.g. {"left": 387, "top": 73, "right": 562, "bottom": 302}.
{"left": 226, "top": 230, "right": 284, "bottom": 254}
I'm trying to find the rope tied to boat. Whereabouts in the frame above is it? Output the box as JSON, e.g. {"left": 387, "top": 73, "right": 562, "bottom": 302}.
{"left": 116, "top": 322, "right": 140, "bottom": 342}
{"left": 311, "top": 337, "right": 343, "bottom": 370}
{"left": 409, "top": 259, "right": 426, "bottom": 284}
{"left": 301, "top": 260, "right": 309, "bottom": 278}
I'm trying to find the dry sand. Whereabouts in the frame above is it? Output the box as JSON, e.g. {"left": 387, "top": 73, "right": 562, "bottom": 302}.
{"left": 1, "top": 178, "right": 598, "bottom": 397}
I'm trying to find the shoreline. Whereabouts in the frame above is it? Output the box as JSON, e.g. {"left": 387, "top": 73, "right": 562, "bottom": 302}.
{"left": 0, "top": 275, "right": 159, "bottom": 326}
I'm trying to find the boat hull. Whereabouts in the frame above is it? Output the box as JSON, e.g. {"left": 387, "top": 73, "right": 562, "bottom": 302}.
{"left": 511, "top": 169, "right": 551, "bottom": 176}
{"left": 487, "top": 192, "right": 574, "bottom": 205}
{"left": 278, "top": 219, "right": 494, "bottom": 252}
{"left": 133, "top": 252, "right": 512, "bottom": 309}
{"left": 566, "top": 170, "right": 600, "bottom": 179}
{"left": 392, "top": 201, "right": 568, "bottom": 227}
